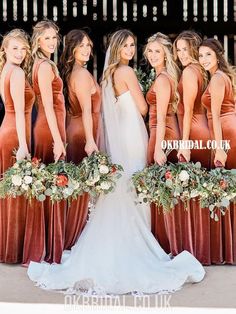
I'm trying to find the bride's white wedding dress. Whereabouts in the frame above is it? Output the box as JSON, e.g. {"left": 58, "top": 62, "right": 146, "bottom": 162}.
{"left": 28, "top": 89, "right": 205, "bottom": 295}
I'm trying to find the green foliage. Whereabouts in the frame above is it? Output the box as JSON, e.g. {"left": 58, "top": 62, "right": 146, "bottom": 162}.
{"left": 132, "top": 161, "right": 236, "bottom": 220}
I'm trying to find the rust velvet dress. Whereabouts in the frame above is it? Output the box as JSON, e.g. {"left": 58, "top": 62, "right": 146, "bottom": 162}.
{"left": 64, "top": 73, "right": 101, "bottom": 250}
{"left": 23, "top": 59, "right": 66, "bottom": 265}
{"left": 146, "top": 72, "right": 180, "bottom": 254}
{"left": 0, "top": 66, "right": 35, "bottom": 263}
{"left": 177, "top": 63, "right": 211, "bottom": 168}
{"left": 202, "top": 70, "right": 236, "bottom": 264}
{"left": 174, "top": 63, "right": 212, "bottom": 265}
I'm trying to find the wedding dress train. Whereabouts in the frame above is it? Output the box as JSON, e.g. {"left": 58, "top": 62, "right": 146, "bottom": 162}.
{"left": 28, "top": 90, "right": 205, "bottom": 295}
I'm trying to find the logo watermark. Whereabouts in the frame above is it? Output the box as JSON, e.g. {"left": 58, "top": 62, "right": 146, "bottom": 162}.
{"left": 161, "top": 139, "right": 230, "bottom": 151}
{"left": 64, "top": 294, "right": 172, "bottom": 311}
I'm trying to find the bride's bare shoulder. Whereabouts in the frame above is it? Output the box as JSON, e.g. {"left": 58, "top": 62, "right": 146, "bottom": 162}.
{"left": 114, "top": 65, "right": 136, "bottom": 80}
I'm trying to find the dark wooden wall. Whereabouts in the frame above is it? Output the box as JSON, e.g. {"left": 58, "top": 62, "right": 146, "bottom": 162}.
{"left": 0, "top": 0, "right": 236, "bottom": 79}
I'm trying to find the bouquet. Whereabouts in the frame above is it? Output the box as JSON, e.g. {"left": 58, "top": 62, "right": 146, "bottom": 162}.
{"left": 200, "top": 168, "right": 236, "bottom": 221}
{"left": 0, "top": 155, "right": 50, "bottom": 202}
{"left": 78, "top": 152, "right": 123, "bottom": 197}
{"left": 132, "top": 161, "right": 207, "bottom": 213}
{"left": 134, "top": 67, "right": 156, "bottom": 95}
{"left": 44, "top": 160, "right": 83, "bottom": 203}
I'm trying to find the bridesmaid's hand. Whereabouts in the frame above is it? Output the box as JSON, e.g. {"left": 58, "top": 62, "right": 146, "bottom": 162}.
{"left": 53, "top": 141, "right": 66, "bottom": 162}
{"left": 85, "top": 140, "right": 99, "bottom": 156}
{"left": 177, "top": 149, "right": 190, "bottom": 162}
{"left": 154, "top": 149, "right": 167, "bottom": 166}
{"left": 214, "top": 149, "right": 227, "bottom": 167}
{"left": 16, "top": 145, "right": 29, "bottom": 161}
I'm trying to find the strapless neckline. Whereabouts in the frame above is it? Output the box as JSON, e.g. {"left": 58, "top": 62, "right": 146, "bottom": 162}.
{"left": 117, "top": 90, "right": 130, "bottom": 99}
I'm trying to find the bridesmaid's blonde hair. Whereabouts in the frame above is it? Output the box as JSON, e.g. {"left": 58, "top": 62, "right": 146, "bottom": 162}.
{"left": 31, "top": 20, "right": 59, "bottom": 76}
{"left": 102, "top": 29, "right": 135, "bottom": 92}
{"left": 173, "top": 30, "right": 208, "bottom": 90}
{"left": 0, "top": 29, "right": 31, "bottom": 78}
{"left": 144, "top": 32, "right": 180, "bottom": 112}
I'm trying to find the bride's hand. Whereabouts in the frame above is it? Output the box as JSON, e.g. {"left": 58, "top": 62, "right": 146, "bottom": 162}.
{"left": 154, "top": 149, "right": 167, "bottom": 166}
{"left": 85, "top": 140, "right": 98, "bottom": 156}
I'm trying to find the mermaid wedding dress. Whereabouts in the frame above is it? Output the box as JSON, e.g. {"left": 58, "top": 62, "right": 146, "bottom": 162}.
{"left": 27, "top": 52, "right": 205, "bottom": 295}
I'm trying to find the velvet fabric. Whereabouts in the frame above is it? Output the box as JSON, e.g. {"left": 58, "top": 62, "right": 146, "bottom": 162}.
{"left": 201, "top": 70, "right": 236, "bottom": 264}
{"left": 177, "top": 63, "right": 212, "bottom": 169}
{"left": 173, "top": 64, "right": 212, "bottom": 265}
{"left": 23, "top": 60, "right": 66, "bottom": 265}
{"left": 64, "top": 73, "right": 101, "bottom": 250}
{"left": 0, "top": 67, "right": 35, "bottom": 263}
{"left": 146, "top": 71, "right": 180, "bottom": 253}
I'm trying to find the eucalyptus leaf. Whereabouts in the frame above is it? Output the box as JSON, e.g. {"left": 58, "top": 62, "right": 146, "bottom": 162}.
{"left": 38, "top": 194, "right": 46, "bottom": 202}
{"left": 45, "top": 189, "right": 52, "bottom": 196}
{"left": 220, "top": 198, "right": 230, "bottom": 208}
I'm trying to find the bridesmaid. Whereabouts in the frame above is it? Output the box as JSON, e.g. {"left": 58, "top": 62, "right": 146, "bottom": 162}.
{"left": 23, "top": 20, "right": 66, "bottom": 265}
{"left": 59, "top": 30, "right": 101, "bottom": 249}
{"left": 145, "top": 32, "right": 180, "bottom": 253}
{"left": 173, "top": 31, "right": 211, "bottom": 264}
{"left": 200, "top": 38, "right": 236, "bottom": 264}
{"left": 173, "top": 31, "right": 210, "bottom": 168}
{"left": 0, "top": 29, "right": 35, "bottom": 263}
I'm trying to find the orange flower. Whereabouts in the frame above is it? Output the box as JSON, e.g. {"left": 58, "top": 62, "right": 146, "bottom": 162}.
{"left": 56, "top": 174, "right": 68, "bottom": 187}
{"left": 165, "top": 170, "right": 172, "bottom": 180}
{"left": 111, "top": 165, "right": 117, "bottom": 174}
{"left": 219, "top": 179, "right": 228, "bottom": 190}
{"left": 32, "top": 157, "right": 40, "bottom": 166}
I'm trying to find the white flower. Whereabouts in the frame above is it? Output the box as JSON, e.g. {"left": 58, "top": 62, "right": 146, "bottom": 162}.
{"left": 24, "top": 175, "right": 33, "bottom": 184}
{"left": 179, "top": 170, "right": 189, "bottom": 182}
{"left": 138, "top": 193, "right": 146, "bottom": 202}
{"left": 190, "top": 190, "right": 200, "bottom": 198}
{"left": 63, "top": 187, "right": 73, "bottom": 196}
{"left": 100, "top": 181, "right": 111, "bottom": 190}
{"left": 26, "top": 162, "right": 32, "bottom": 168}
{"left": 73, "top": 182, "right": 81, "bottom": 190}
{"left": 99, "top": 165, "right": 109, "bottom": 174}
{"left": 12, "top": 175, "right": 22, "bottom": 186}
{"left": 13, "top": 163, "right": 19, "bottom": 169}
{"left": 86, "top": 179, "right": 95, "bottom": 186}
{"left": 22, "top": 183, "right": 29, "bottom": 191}
{"left": 93, "top": 175, "right": 100, "bottom": 183}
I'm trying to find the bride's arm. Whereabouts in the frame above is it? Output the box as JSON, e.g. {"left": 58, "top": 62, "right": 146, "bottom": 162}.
{"left": 122, "top": 67, "right": 148, "bottom": 116}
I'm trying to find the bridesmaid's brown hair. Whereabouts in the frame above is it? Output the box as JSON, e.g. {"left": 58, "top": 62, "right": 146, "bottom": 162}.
{"left": 59, "top": 29, "right": 93, "bottom": 110}
{"left": 200, "top": 38, "right": 236, "bottom": 97}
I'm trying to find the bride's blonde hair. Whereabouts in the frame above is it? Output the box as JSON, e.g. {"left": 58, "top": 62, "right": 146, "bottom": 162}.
{"left": 0, "top": 29, "right": 31, "bottom": 79}
{"left": 144, "top": 32, "right": 180, "bottom": 112}
{"left": 102, "top": 29, "right": 135, "bottom": 90}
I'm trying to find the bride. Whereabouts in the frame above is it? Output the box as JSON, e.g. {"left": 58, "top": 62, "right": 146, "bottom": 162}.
{"left": 28, "top": 29, "right": 205, "bottom": 295}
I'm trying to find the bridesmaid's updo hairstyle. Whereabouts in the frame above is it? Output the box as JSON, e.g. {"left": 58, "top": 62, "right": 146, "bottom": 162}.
{"left": 31, "top": 19, "right": 59, "bottom": 76}
{"left": 59, "top": 29, "right": 93, "bottom": 108}
{"left": 200, "top": 38, "right": 236, "bottom": 97}
{"left": 173, "top": 30, "right": 208, "bottom": 90}
{"left": 103, "top": 29, "right": 135, "bottom": 89}
{"left": 0, "top": 29, "right": 31, "bottom": 78}
{"left": 144, "top": 32, "right": 180, "bottom": 112}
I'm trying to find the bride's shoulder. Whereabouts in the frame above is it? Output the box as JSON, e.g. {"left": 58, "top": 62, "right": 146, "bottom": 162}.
{"left": 115, "top": 65, "right": 136, "bottom": 80}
